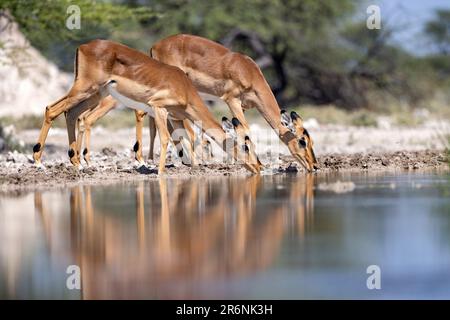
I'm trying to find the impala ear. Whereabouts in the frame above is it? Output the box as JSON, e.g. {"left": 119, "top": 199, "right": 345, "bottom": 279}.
{"left": 231, "top": 117, "right": 241, "bottom": 128}
{"left": 290, "top": 111, "right": 304, "bottom": 133}
{"left": 281, "top": 109, "right": 291, "bottom": 127}
{"left": 231, "top": 117, "right": 246, "bottom": 138}
{"left": 281, "top": 109, "right": 296, "bottom": 133}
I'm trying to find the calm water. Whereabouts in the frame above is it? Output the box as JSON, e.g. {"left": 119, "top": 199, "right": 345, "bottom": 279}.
{"left": 0, "top": 171, "right": 449, "bottom": 299}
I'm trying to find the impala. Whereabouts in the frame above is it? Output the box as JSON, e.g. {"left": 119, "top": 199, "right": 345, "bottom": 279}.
{"left": 32, "top": 40, "right": 261, "bottom": 174}
{"left": 151, "top": 34, "right": 318, "bottom": 172}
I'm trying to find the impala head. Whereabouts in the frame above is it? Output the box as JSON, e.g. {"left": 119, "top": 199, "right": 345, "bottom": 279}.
{"left": 222, "top": 116, "right": 261, "bottom": 174}
{"left": 280, "top": 110, "right": 318, "bottom": 172}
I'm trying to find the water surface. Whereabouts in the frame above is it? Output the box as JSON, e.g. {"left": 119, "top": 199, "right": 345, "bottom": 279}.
{"left": 0, "top": 171, "right": 449, "bottom": 299}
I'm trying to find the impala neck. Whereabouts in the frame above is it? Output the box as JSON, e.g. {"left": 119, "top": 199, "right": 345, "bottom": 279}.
{"left": 253, "top": 80, "right": 289, "bottom": 137}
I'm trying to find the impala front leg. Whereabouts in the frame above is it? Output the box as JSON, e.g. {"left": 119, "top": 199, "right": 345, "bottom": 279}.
{"left": 183, "top": 119, "right": 199, "bottom": 165}
{"left": 33, "top": 95, "right": 69, "bottom": 165}
{"left": 134, "top": 110, "right": 146, "bottom": 165}
{"left": 226, "top": 98, "right": 251, "bottom": 134}
{"left": 148, "top": 116, "right": 157, "bottom": 162}
{"left": 169, "top": 119, "right": 196, "bottom": 167}
{"left": 67, "top": 112, "right": 80, "bottom": 167}
{"left": 82, "top": 117, "right": 92, "bottom": 165}
{"left": 153, "top": 107, "right": 170, "bottom": 174}
{"left": 76, "top": 111, "right": 89, "bottom": 161}
{"left": 226, "top": 98, "right": 262, "bottom": 170}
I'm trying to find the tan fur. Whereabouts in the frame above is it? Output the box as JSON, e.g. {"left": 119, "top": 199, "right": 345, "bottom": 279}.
{"left": 33, "top": 40, "right": 260, "bottom": 174}
{"left": 151, "top": 34, "right": 318, "bottom": 171}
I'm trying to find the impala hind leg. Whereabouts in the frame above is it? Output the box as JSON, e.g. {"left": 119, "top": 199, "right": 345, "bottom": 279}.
{"left": 66, "top": 93, "right": 102, "bottom": 166}
{"left": 33, "top": 95, "right": 69, "bottom": 165}
{"left": 153, "top": 108, "right": 170, "bottom": 174}
{"left": 134, "top": 110, "right": 146, "bottom": 165}
{"left": 148, "top": 116, "right": 157, "bottom": 162}
{"left": 33, "top": 87, "right": 98, "bottom": 165}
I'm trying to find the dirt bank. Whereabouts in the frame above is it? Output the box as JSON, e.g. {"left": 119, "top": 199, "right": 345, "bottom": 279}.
{"left": 0, "top": 148, "right": 447, "bottom": 192}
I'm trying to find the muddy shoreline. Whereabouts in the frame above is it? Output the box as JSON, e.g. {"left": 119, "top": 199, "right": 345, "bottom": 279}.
{"left": 1, "top": 149, "right": 448, "bottom": 192}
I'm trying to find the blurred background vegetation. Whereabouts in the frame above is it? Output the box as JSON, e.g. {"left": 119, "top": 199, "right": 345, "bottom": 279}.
{"left": 1, "top": 0, "right": 450, "bottom": 127}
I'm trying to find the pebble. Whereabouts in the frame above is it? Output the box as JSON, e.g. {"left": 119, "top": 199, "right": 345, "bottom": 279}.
{"left": 102, "top": 147, "right": 117, "bottom": 156}
{"left": 285, "top": 163, "right": 298, "bottom": 173}
{"left": 0, "top": 149, "right": 447, "bottom": 189}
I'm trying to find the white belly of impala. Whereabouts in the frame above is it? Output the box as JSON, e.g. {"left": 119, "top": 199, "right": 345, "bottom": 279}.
{"left": 106, "top": 81, "right": 156, "bottom": 118}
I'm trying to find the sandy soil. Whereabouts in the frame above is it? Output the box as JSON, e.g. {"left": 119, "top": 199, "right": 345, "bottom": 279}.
{"left": 1, "top": 124, "right": 448, "bottom": 191}
{"left": 0, "top": 147, "right": 447, "bottom": 192}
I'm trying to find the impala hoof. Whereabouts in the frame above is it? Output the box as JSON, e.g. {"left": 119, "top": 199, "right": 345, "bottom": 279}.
{"left": 35, "top": 162, "right": 46, "bottom": 170}
{"left": 135, "top": 159, "right": 146, "bottom": 167}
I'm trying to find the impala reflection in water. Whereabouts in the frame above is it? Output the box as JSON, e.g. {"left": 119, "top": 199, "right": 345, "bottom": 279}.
{"left": 0, "top": 175, "right": 314, "bottom": 299}
{"left": 1, "top": 172, "right": 450, "bottom": 299}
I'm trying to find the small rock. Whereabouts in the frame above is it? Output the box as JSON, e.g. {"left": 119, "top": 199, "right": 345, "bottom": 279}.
{"left": 115, "top": 159, "right": 130, "bottom": 170}
{"left": 102, "top": 147, "right": 117, "bottom": 156}
{"left": 5, "top": 151, "right": 28, "bottom": 164}
{"left": 82, "top": 167, "right": 96, "bottom": 175}
{"left": 135, "top": 165, "right": 156, "bottom": 175}
{"left": 6, "top": 152, "right": 15, "bottom": 162}
{"left": 3, "top": 125, "right": 16, "bottom": 137}
{"left": 285, "top": 163, "right": 298, "bottom": 173}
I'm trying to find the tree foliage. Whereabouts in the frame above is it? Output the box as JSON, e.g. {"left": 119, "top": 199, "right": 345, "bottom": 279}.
{"left": 1, "top": 0, "right": 449, "bottom": 110}
{"left": 425, "top": 9, "right": 450, "bottom": 55}
{"left": 1, "top": 0, "right": 155, "bottom": 68}
{"left": 145, "top": 0, "right": 356, "bottom": 104}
